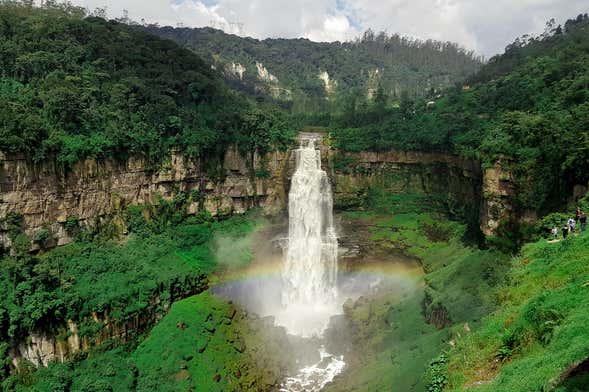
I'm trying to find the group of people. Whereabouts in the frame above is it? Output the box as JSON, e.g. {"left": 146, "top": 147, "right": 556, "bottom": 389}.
{"left": 552, "top": 207, "right": 588, "bottom": 240}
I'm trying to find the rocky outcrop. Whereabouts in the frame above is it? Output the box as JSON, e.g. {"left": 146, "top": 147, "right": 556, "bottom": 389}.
{"left": 0, "top": 147, "right": 294, "bottom": 250}
{"left": 10, "top": 273, "right": 208, "bottom": 368}
{"left": 256, "top": 62, "right": 278, "bottom": 83}
{"left": 224, "top": 62, "right": 246, "bottom": 80}
{"left": 479, "top": 160, "right": 517, "bottom": 236}
{"left": 319, "top": 71, "right": 337, "bottom": 95}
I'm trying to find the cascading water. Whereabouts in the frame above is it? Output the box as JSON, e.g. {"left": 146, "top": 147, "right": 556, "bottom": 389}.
{"left": 275, "top": 137, "right": 340, "bottom": 337}
{"left": 211, "top": 135, "right": 416, "bottom": 391}
{"left": 277, "top": 136, "right": 345, "bottom": 392}
{"left": 282, "top": 138, "right": 338, "bottom": 307}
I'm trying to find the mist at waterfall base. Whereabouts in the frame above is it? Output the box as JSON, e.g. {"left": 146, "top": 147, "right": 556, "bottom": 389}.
{"left": 212, "top": 139, "right": 419, "bottom": 390}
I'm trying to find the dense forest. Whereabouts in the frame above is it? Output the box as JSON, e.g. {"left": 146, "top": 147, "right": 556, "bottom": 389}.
{"left": 328, "top": 13, "right": 589, "bottom": 222}
{"left": 144, "top": 25, "right": 482, "bottom": 112}
{"left": 0, "top": 1, "right": 292, "bottom": 166}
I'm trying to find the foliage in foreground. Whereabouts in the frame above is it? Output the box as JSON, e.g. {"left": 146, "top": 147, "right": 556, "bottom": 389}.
{"left": 445, "top": 233, "right": 589, "bottom": 391}
{"left": 6, "top": 292, "right": 291, "bottom": 392}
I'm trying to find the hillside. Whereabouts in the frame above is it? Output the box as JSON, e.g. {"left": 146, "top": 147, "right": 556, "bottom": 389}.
{"left": 0, "top": 2, "right": 292, "bottom": 166}
{"left": 330, "top": 13, "right": 589, "bottom": 235}
{"left": 445, "top": 231, "right": 589, "bottom": 391}
{"left": 143, "top": 25, "right": 482, "bottom": 112}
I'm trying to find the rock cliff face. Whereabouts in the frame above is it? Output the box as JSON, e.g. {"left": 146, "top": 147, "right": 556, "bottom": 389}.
{"left": 479, "top": 160, "right": 518, "bottom": 236}
{"left": 0, "top": 147, "right": 294, "bottom": 250}
{"left": 10, "top": 273, "right": 208, "bottom": 368}
{"left": 0, "top": 146, "right": 515, "bottom": 251}
{"left": 329, "top": 150, "right": 486, "bottom": 224}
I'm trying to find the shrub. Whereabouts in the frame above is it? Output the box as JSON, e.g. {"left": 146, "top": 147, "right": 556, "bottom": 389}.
{"left": 495, "top": 345, "right": 513, "bottom": 362}
{"left": 538, "top": 212, "right": 571, "bottom": 237}
{"left": 4, "top": 212, "right": 24, "bottom": 240}
{"left": 521, "top": 296, "right": 563, "bottom": 344}
{"left": 64, "top": 216, "right": 80, "bottom": 234}
{"left": 12, "top": 234, "right": 31, "bottom": 256}
{"left": 171, "top": 223, "right": 213, "bottom": 249}
{"left": 424, "top": 354, "right": 449, "bottom": 392}
{"left": 33, "top": 229, "right": 51, "bottom": 244}
{"left": 255, "top": 168, "right": 270, "bottom": 179}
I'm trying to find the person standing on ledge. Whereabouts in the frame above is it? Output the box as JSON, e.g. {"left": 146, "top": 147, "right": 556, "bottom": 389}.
{"left": 580, "top": 213, "right": 587, "bottom": 233}
{"left": 576, "top": 207, "right": 582, "bottom": 222}
{"left": 562, "top": 224, "right": 569, "bottom": 239}
{"left": 568, "top": 217, "right": 576, "bottom": 233}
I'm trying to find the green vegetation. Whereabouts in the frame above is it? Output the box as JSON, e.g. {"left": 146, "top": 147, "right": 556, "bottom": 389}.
{"left": 131, "top": 292, "right": 289, "bottom": 391}
{"left": 330, "top": 181, "right": 586, "bottom": 391}
{"left": 0, "top": 206, "right": 293, "bottom": 392}
{"left": 1, "top": 2, "right": 589, "bottom": 391}
{"left": 329, "top": 14, "right": 589, "bottom": 216}
{"left": 445, "top": 233, "right": 589, "bottom": 391}
{"left": 0, "top": 201, "right": 266, "bottom": 388}
{"left": 146, "top": 26, "right": 481, "bottom": 112}
{"left": 10, "top": 347, "right": 137, "bottom": 392}
{"left": 326, "top": 287, "right": 446, "bottom": 392}
{"left": 1, "top": 215, "right": 209, "bottom": 342}
{"left": 326, "top": 191, "right": 508, "bottom": 391}
{"left": 132, "top": 293, "right": 251, "bottom": 391}
{"left": 368, "top": 212, "right": 509, "bottom": 325}
{"left": 7, "top": 292, "right": 290, "bottom": 391}
{"left": 0, "top": 1, "right": 293, "bottom": 165}
{"left": 336, "top": 187, "right": 589, "bottom": 391}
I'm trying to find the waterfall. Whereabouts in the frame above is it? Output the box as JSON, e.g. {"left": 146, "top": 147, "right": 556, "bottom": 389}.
{"left": 277, "top": 136, "right": 345, "bottom": 391}
{"left": 280, "top": 137, "right": 338, "bottom": 330}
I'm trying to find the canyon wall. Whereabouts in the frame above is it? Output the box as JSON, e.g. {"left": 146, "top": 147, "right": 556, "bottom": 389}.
{"left": 329, "top": 150, "right": 486, "bottom": 225}
{"left": 0, "top": 148, "right": 295, "bottom": 250}
{"left": 0, "top": 146, "right": 514, "bottom": 252}
{"left": 1, "top": 144, "right": 516, "bottom": 368}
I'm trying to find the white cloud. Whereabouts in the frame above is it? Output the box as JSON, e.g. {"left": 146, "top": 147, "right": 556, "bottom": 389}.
{"left": 306, "top": 14, "right": 358, "bottom": 42}
{"left": 344, "top": 0, "right": 588, "bottom": 57}
{"left": 70, "top": 0, "right": 589, "bottom": 56}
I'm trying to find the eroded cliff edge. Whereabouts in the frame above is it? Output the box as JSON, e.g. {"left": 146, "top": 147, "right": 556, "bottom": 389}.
{"left": 0, "top": 147, "right": 515, "bottom": 251}
{"left": 0, "top": 148, "right": 294, "bottom": 250}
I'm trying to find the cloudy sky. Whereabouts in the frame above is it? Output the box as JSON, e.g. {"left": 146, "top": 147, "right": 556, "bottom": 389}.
{"left": 71, "top": 0, "right": 588, "bottom": 57}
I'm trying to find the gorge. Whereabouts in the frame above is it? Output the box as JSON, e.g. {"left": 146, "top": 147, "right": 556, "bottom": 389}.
{"left": 1, "top": 3, "right": 589, "bottom": 392}
{"left": 0, "top": 145, "right": 512, "bottom": 253}
{"left": 0, "top": 134, "right": 518, "bottom": 390}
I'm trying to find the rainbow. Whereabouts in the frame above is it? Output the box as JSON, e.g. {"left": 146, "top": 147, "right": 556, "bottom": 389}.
{"left": 210, "top": 257, "right": 424, "bottom": 296}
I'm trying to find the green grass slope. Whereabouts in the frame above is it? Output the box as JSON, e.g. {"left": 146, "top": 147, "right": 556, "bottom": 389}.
{"left": 10, "top": 291, "right": 290, "bottom": 392}
{"left": 133, "top": 291, "right": 289, "bottom": 391}
{"left": 325, "top": 208, "right": 508, "bottom": 391}
{"left": 446, "top": 234, "right": 589, "bottom": 391}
